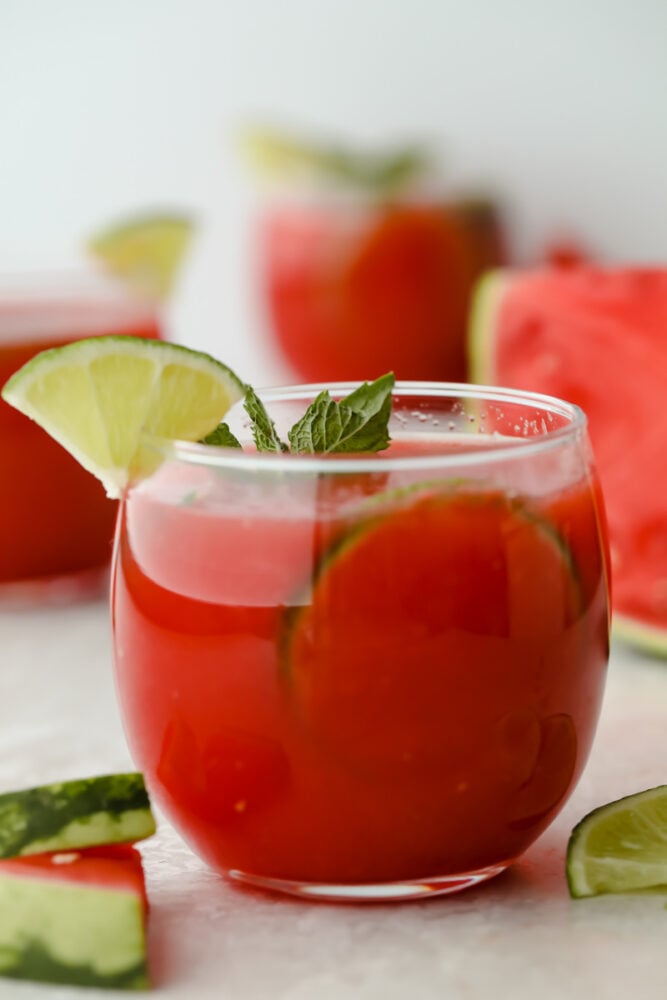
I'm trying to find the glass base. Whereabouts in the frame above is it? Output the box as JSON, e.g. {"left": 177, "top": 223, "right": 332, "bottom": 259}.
{"left": 228, "top": 862, "right": 509, "bottom": 902}
{"left": 0, "top": 565, "right": 110, "bottom": 610}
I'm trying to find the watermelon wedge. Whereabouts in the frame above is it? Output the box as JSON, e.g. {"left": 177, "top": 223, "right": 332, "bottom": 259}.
{"left": 470, "top": 267, "right": 667, "bottom": 656}
{"left": 0, "top": 845, "right": 149, "bottom": 989}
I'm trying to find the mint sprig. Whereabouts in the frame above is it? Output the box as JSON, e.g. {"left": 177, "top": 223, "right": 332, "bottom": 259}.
{"left": 244, "top": 386, "right": 289, "bottom": 453}
{"left": 201, "top": 372, "right": 395, "bottom": 455}
{"left": 200, "top": 423, "right": 242, "bottom": 448}
{"left": 288, "top": 373, "right": 394, "bottom": 454}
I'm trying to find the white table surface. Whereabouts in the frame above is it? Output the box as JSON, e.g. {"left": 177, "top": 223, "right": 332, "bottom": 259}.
{"left": 1, "top": 599, "right": 666, "bottom": 1000}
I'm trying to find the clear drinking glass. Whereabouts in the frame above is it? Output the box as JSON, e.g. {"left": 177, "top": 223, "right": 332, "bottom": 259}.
{"left": 111, "top": 383, "right": 610, "bottom": 901}
{"left": 0, "top": 268, "right": 161, "bottom": 605}
{"left": 255, "top": 197, "right": 505, "bottom": 384}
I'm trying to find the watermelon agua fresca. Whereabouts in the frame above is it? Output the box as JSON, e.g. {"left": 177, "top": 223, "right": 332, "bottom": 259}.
{"left": 470, "top": 267, "right": 667, "bottom": 657}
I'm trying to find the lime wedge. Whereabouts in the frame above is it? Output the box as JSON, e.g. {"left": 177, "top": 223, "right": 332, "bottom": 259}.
{"left": 241, "top": 125, "right": 428, "bottom": 195}
{"left": 566, "top": 786, "right": 667, "bottom": 897}
{"left": 88, "top": 213, "right": 194, "bottom": 301}
{"left": 1, "top": 336, "right": 245, "bottom": 498}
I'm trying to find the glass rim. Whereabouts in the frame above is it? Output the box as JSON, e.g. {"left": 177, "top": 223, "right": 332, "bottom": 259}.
{"left": 258, "top": 187, "right": 455, "bottom": 212}
{"left": 140, "top": 381, "right": 588, "bottom": 477}
{"left": 0, "top": 263, "right": 158, "bottom": 310}
{"left": 0, "top": 264, "right": 159, "bottom": 342}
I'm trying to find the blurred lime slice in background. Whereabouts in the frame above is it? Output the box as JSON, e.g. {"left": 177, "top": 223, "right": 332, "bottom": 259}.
{"left": 566, "top": 785, "right": 667, "bottom": 898}
{"left": 88, "top": 213, "right": 194, "bottom": 301}
{"left": 1, "top": 336, "right": 245, "bottom": 498}
{"left": 241, "top": 125, "right": 429, "bottom": 196}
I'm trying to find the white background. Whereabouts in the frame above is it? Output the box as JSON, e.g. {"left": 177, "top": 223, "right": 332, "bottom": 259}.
{"left": 2, "top": 0, "right": 667, "bottom": 385}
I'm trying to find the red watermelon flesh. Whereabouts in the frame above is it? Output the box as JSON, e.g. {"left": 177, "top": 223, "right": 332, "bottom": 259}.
{"left": 0, "top": 844, "right": 148, "bottom": 907}
{"left": 471, "top": 267, "right": 667, "bottom": 651}
{"left": 0, "top": 845, "right": 149, "bottom": 988}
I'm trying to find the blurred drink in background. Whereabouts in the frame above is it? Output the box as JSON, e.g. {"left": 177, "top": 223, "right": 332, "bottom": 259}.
{"left": 0, "top": 268, "right": 161, "bottom": 605}
{"left": 246, "top": 128, "right": 507, "bottom": 384}
{"left": 259, "top": 197, "right": 504, "bottom": 383}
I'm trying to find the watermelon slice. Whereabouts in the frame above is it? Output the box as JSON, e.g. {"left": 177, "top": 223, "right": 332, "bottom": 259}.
{"left": 470, "top": 267, "right": 667, "bottom": 656}
{"left": 0, "top": 773, "right": 156, "bottom": 858}
{"left": 0, "top": 845, "right": 149, "bottom": 989}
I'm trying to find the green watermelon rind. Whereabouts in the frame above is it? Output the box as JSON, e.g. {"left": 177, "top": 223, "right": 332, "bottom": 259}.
{"left": 0, "top": 864, "right": 148, "bottom": 990}
{"left": 612, "top": 615, "right": 667, "bottom": 658}
{"left": 467, "top": 267, "right": 512, "bottom": 384}
{"left": 0, "top": 774, "right": 156, "bottom": 859}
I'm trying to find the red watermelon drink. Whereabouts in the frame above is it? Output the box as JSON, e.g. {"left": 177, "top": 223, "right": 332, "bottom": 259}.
{"left": 0, "top": 270, "right": 160, "bottom": 604}
{"left": 246, "top": 129, "right": 505, "bottom": 384}
{"left": 258, "top": 199, "right": 505, "bottom": 384}
{"left": 112, "top": 383, "right": 609, "bottom": 901}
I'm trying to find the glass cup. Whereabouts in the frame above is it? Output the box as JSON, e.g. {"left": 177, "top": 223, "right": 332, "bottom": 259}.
{"left": 255, "top": 197, "right": 505, "bottom": 384}
{"left": 0, "top": 268, "right": 161, "bottom": 606}
{"left": 112, "top": 383, "right": 610, "bottom": 902}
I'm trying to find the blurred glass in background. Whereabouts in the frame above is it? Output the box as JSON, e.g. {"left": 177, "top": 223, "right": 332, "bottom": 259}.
{"left": 2, "top": 0, "right": 665, "bottom": 384}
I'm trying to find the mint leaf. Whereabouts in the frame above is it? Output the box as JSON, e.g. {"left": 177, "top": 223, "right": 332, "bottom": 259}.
{"left": 210, "top": 374, "right": 394, "bottom": 456}
{"left": 244, "top": 386, "right": 288, "bottom": 453}
{"left": 288, "top": 372, "right": 394, "bottom": 454}
{"left": 200, "top": 422, "right": 242, "bottom": 448}
{"left": 343, "top": 372, "right": 395, "bottom": 425}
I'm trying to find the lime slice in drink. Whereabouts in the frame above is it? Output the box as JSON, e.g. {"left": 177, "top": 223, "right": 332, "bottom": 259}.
{"left": 566, "top": 785, "right": 667, "bottom": 897}
{"left": 284, "top": 488, "right": 581, "bottom": 772}
{"left": 1, "top": 336, "right": 245, "bottom": 498}
{"left": 88, "top": 213, "right": 194, "bottom": 301}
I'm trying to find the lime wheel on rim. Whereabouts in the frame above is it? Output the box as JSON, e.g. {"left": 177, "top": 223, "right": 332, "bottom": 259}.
{"left": 1, "top": 336, "right": 245, "bottom": 497}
